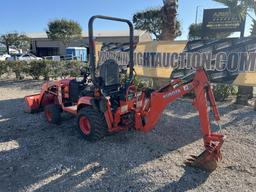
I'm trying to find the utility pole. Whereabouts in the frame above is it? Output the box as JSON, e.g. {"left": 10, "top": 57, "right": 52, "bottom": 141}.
{"left": 195, "top": 6, "right": 201, "bottom": 24}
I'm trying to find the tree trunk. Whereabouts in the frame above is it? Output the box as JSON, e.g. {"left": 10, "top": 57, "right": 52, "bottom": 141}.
{"left": 160, "top": 0, "right": 178, "bottom": 41}
{"left": 236, "top": 86, "right": 253, "bottom": 105}
{"left": 153, "top": 0, "right": 178, "bottom": 88}
{"left": 6, "top": 44, "right": 10, "bottom": 54}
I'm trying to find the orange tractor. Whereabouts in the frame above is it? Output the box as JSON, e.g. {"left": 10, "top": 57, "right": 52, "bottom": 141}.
{"left": 25, "top": 15, "right": 224, "bottom": 171}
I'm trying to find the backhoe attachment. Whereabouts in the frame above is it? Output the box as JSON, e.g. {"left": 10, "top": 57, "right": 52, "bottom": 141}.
{"left": 185, "top": 68, "right": 224, "bottom": 171}
{"left": 136, "top": 68, "right": 224, "bottom": 172}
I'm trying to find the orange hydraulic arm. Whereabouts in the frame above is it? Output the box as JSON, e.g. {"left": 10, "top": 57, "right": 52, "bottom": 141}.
{"left": 136, "top": 68, "right": 224, "bottom": 171}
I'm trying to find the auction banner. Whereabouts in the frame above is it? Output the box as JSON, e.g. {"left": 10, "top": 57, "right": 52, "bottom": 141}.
{"left": 98, "top": 40, "right": 187, "bottom": 78}
{"left": 171, "top": 37, "right": 256, "bottom": 85}
{"left": 98, "top": 37, "right": 256, "bottom": 86}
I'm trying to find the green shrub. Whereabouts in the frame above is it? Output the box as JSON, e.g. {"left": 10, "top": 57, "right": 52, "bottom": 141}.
{"left": 61, "top": 61, "right": 83, "bottom": 78}
{"left": 0, "top": 60, "right": 87, "bottom": 80}
{"left": 48, "top": 61, "right": 65, "bottom": 80}
{"left": 42, "top": 60, "right": 55, "bottom": 80}
{"left": 7, "top": 61, "right": 29, "bottom": 80}
{"left": 213, "top": 84, "right": 237, "bottom": 101}
{"left": 230, "top": 85, "right": 238, "bottom": 95}
{"left": 134, "top": 76, "right": 151, "bottom": 89}
{"left": 28, "top": 60, "right": 63, "bottom": 80}
{"left": 28, "top": 60, "right": 46, "bottom": 80}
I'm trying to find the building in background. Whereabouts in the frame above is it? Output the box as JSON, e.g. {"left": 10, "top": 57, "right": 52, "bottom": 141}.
{"left": 27, "top": 30, "right": 152, "bottom": 57}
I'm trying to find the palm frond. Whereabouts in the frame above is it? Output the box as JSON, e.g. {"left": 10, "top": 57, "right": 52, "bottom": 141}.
{"left": 213, "top": 0, "right": 248, "bottom": 19}
{"left": 213, "top": 0, "right": 238, "bottom": 7}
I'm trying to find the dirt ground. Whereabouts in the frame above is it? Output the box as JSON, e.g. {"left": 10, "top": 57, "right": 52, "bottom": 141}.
{"left": 0, "top": 80, "right": 255, "bottom": 192}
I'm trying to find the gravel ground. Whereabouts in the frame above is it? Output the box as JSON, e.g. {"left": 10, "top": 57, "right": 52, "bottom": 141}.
{"left": 0, "top": 80, "right": 255, "bottom": 192}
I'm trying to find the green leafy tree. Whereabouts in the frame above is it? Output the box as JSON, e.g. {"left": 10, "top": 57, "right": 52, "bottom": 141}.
{"left": 133, "top": 9, "right": 163, "bottom": 40}
{"left": 133, "top": 1, "right": 181, "bottom": 40}
{"left": 46, "top": 19, "right": 82, "bottom": 46}
{"left": 188, "top": 23, "right": 231, "bottom": 40}
{"left": 188, "top": 23, "right": 203, "bottom": 40}
{"left": 0, "top": 33, "right": 30, "bottom": 54}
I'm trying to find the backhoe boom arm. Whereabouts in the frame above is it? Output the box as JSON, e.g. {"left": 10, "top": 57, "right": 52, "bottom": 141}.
{"left": 136, "top": 68, "right": 224, "bottom": 171}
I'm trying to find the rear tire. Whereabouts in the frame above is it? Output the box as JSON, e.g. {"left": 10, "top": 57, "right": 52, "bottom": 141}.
{"left": 44, "top": 104, "right": 61, "bottom": 124}
{"left": 77, "top": 107, "right": 108, "bottom": 141}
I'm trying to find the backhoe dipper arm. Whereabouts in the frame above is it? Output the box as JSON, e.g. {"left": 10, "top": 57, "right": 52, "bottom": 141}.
{"left": 192, "top": 69, "right": 224, "bottom": 155}
{"left": 137, "top": 68, "right": 224, "bottom": 171}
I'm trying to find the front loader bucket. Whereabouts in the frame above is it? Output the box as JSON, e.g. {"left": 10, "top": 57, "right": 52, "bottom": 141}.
{"left": 24, "top": 94, "right": 41, "bottom": 113}
{"left": 185, "top": 149, "right": 222, "bottom": 172}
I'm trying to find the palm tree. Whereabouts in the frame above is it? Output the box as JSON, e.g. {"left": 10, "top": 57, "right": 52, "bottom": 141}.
{"left": 151, "top": 0, "right": 178, "bottom": 88}
{"left": 213, "top": 0, "right": 255, "bottom": 105}
{"left": 213, "top": 0, "right": 255, "bottom": 19}
{"left": 160, "top": 0, "right": 178, "bottom": 40}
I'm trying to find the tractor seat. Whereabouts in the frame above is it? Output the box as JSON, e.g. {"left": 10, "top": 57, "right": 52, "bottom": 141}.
{"left": 99, "top": 59, "right": 120, "bottom": 95}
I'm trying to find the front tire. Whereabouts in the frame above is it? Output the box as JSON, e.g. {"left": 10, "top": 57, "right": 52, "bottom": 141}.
{"left": 77, "top": 107, "right": 107, "bottom": 141}
{"left": 44, "top": 104, "right": 61, "bottom": 124}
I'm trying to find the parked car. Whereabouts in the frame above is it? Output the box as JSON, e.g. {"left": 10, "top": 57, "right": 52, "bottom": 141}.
{"left": 7, "top": 53, "right": 42, "bottom": 61}
{"left": 0, "top": 54, "right": 11, "bottom": 61}
{"left": 44, "top": 55, "right": 61, "bottom": 61}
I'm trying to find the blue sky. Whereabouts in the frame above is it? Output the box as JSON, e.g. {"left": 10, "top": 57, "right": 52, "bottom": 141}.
{"left": 0, "top": 0, "right": 254, "bottom": 40}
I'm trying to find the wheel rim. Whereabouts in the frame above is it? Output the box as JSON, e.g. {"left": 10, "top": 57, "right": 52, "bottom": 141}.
{"left": 45, "top": 110, "right": 52, "bottom": 121}
{"left": 79, "top": 116, "right": 91, "bottom": 135}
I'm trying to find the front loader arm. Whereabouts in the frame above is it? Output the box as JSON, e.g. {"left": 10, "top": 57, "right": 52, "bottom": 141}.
{"left": 137, "top": 68, "right": 224, "bottom": 171}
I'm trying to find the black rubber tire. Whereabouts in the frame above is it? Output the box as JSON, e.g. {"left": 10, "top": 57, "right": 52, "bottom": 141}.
{"left": 44, "top": 104, "right": 61, "bottom": 124}
{"left": 77, "top": 107, "right": 108, "bottom": 141}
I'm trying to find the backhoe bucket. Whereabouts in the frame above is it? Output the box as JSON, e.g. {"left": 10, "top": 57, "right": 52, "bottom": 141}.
{"left": 185, "top": 150, "right": 222, "bottom": 172}
{"left": 24, "top": 94, "right": 41, "bottom": 113}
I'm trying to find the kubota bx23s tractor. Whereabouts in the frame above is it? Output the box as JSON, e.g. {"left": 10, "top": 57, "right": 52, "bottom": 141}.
{"left": 25, "top": 16, "right": 224, "bottom": 171}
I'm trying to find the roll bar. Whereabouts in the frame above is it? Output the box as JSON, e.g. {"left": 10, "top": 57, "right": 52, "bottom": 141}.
{"left": 88, "top": 15, "right": 134, "bottom": 86}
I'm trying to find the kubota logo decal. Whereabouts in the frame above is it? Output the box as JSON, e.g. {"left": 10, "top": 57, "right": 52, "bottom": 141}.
{"left": 163, "top": 89, "right": 181, "bottom": 99}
